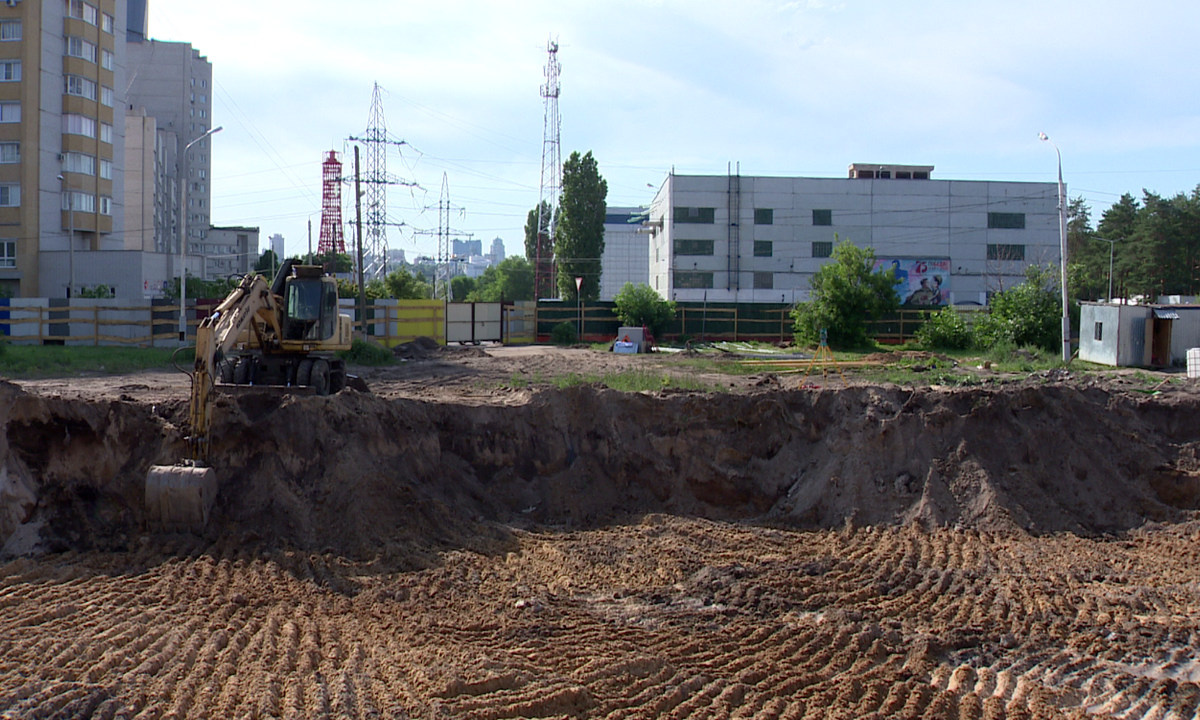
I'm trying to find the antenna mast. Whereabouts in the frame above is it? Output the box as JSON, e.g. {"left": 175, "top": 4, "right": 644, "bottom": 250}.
{"left": 317, "top": 151, "right": 345, "bottom": 255}
{"left": 535, "top": 38, "right": 562, "bottom": 299}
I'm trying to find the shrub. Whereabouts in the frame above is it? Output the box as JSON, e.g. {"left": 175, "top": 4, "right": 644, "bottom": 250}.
{"left": 915, "top": 306, "right": 972, "bottom": 350}
{"left": 339, "top": 338, "right": 393, "bottom": 365}
{"left": 973, "top": 265, "right": 1061, "bottom": 352}
{"left": 791, "top": 239, "right": 898, "bottom": 349}
{"left": 550, "top": 321, "right": 578, "bottom": 345}
{"left": 613, "top": 282, "right": 676, "bottom": 338}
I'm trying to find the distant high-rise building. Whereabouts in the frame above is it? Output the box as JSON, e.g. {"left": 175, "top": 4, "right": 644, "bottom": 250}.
{"left": 452, "top": 238, "right": 482, "bottom": 258}
{"left": 269, "top": 233, "right": 285, "bottom": 261}
{"left": 490, "top": 236, "right": 505, "bottom": 265}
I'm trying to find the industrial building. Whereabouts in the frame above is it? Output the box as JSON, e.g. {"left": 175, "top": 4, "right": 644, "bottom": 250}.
{"left": 599, "top": 206, "right": 650, "bottom": 301}
{"left": 644, "top": 165, "right": 1062, "bottom": 306}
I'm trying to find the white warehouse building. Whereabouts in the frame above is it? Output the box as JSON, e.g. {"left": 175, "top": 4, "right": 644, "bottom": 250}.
{"left": 644, "top": 164, "right": 1062, "bottom": 306}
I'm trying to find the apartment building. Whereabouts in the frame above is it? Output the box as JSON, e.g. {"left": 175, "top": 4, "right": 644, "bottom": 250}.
{"left": 204, "top": 224, "right": 257, "bottom": 278}
{"left": 0, "top": 0, "right": 129, "bottom": 298}
{"left": 645, "top": 165, "right": 1061, "bottom": 305}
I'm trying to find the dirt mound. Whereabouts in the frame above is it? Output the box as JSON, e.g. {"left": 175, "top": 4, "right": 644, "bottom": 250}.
{"left": 4, "top": 378, "right": 1200, "bottom": 559}
{"left": 392, "top": 336, "right": 442, "bottom": 360}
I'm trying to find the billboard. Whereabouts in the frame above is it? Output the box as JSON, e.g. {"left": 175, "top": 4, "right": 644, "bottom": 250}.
{"left": 873, "top": 258, "right": 950, "bottom": 306}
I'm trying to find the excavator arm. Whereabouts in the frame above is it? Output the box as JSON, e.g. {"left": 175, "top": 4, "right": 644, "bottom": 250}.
{"left": 187, "top": 272, "right": 283, "bottom": 461}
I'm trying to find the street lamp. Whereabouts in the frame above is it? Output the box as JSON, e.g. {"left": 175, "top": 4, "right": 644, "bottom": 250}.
{"left": 179, "top": 125, "right": 223, "bottom": 344}
{"left": 1091, "top": 235, "right": 1119, "bottom": 302}
{"left": 57, "top": 174, "right": 74, "bottom": 299}
{"left": 1038, "top": 132, "right": 1071, "bottom": 363}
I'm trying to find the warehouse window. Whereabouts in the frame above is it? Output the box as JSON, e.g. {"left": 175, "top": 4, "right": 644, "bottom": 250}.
{"left": 987, "top": 243, "right": 1025, "bottom": 261}
{"left": 812, "top": 209, "right": 832, "bottom": 226}
{"left": 674, "top": 206, "right": 715, "bottom": 224}
{"left": 754, "top": 208, "right": 773, "bottom": 225}
{"left": 0, "top": 239, "right": 14, "bottom": 268}
{"left": 753, "top": 272, "right": 773, "bottom": 289}
{"left": 674, "top": 239, "right": 714, "bottom": 256}
{"left": 1094, "top": 322, "right": 1103, "bottom": 342}
{"left": 754, "top": 241, "right": 772, "bottom": 257}
{"left": 674, "top": 271, "right": 714, "bottom": 289}
{"left": 987, "top": 212, "right": 1026, "bottom": 229}
{"left": 812, "top": 241, "right": 833, "bottom": 258}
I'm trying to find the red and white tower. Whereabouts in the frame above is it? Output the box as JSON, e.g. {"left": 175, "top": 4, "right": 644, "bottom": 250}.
{"left": 317, "top": 150, "right": 344, "bottom": 254}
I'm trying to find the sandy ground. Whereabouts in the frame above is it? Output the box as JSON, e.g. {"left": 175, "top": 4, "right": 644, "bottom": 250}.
{"left": 3, "top": 344, "right": 1200, "bottom": 718}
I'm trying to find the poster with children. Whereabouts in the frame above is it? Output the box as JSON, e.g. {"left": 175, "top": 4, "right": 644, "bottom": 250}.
{"left": 873, "top": 258, "right": 951, "bottom": 306}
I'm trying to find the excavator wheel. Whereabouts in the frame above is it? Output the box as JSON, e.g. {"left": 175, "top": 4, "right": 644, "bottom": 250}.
{"left": 311, "top": 359, "right": 331, "bottom": 396}
{"left": 297, "top": 358, "right": 314, "bottom": 387}
{"left": 145, "top": 463, "right": 218, "bottom": 533}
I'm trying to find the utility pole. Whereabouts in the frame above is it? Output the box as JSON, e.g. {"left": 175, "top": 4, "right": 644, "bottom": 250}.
{"left": 413, "top": 173, "right": 473, "bottom": 300}
{"left": 355, "top": 145, "right": 366, "bottom": 335}
{"left": 535, "top": 38, "right": 563, "bottom": 299}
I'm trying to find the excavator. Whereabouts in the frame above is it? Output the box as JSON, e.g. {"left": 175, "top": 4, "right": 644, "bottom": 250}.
{"left": 144, "top": 260, "right": 354, "bottom": 531}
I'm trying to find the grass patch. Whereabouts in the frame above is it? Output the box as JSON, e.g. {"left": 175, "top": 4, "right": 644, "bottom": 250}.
{"left": 503, "top": 368, "right": 722, "bottom": 393}
{"left": 0, "top": 345, "right": 186, "bottom": 378}
{"left": 338, "top": 338, "right": 395, "bottom": 366}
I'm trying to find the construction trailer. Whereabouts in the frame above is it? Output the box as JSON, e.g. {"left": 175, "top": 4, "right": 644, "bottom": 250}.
{"left": 1078, "top": 301, "right": 1200, "bottom": 368}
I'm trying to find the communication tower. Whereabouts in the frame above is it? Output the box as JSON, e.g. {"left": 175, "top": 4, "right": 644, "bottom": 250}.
{"left": 317, "top": 151, "right": 344, "bottom": 254}
{"left": 535, "top": 38, "right": 562, "bottom": 299}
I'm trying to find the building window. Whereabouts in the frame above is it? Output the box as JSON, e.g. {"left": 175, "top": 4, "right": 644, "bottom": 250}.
{"left": 63, "top": 191, "right": 94, "bottom": 212}
{"left": 65, "top": 74, "right": 97, "bottom": 100}
{"left": 100, "top": 86, "right": 113, "bottom": 107}
{"left": 674, "top": 206, "right": 715, "bottom": 224}
{"left": 99, "top": 196, "right": 112, "bottom": 215}
{"left": 986, "top": 243, "right": 1026, "bottom": 261}
{"left": 99, "top": 158, "right": 112, "bottom": 180}
{"left": 0, "top": 102, "right": 18, "bottom": 123}
{"left": 100, "top": 122, "right": 113, "bottom": 143}
{"left": 675, "top": 239, "right": 714, "bottom": 256}
{"left": 66, "top": 1, "right": 98, "bottom": 25}
{"left": 1094, "top": 322, "right": 1103, "bottom": 342}
{"left": 812, "top": 241, "right": 833, "bottom": 258}
{"left": 0, "top": 20, "right": 21, "bottom": 41}
{"left": 0, "top": 239, "right": 14, "bottom": 268}
{"left": 65, "top": 36, "right": 96, "bottom": 63}
{"left": 753, "top": 240, "right": 772, "bottom": 257}
{"left": 101, "top": 12, "right": 114, "bottom": 33}
{"left": 101, "top": 49, "right": 114, "bottom": 70}
{"left": 63, "top": 113, "right": 96, "bottom": 137}
{"left": 0, "top": 61, "right": 20, "bottom": 82}
{"left": 0, "top": 143, "right": 17, "bottom": 163}
{"left": 674, "top": 271, "right": 714, "bottom": 289}
{"left": 753, "top": 272, "right": 773, "bottom": 289}
{"left": 813, "top": 209, "right": 832, "bottom": 226}
{"left": 754, "top": 208, "right": 773, "bottom": 225}
{"left": 63, "top": 152, "right": 95, "bottom": 176}
{"left": 200, "top": 94, "right": 207, "bottom": 104}
{"left": 987, "top": 212, "right": 1026, "bottom": 229}
{"left": 0, "top": 184, "right": 19, "bottom": 207}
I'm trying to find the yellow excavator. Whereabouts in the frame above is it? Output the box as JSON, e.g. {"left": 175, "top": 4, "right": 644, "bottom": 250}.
{"left": 145, "top": 260, "right": 354, "bottom": 531}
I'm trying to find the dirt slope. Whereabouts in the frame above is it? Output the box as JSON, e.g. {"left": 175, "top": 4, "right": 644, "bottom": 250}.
{"left": 3, "top": 348, "right": 1200, "bottom": 718}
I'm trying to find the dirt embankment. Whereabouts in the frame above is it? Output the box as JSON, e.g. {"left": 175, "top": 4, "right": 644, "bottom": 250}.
{"left": 3, "top": 378, "right": 1199, "bottom": 559}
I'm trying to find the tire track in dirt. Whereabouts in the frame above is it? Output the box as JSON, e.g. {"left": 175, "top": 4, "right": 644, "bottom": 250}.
{"left": 3, "top": 517, "right": 1200, "bottom": 718}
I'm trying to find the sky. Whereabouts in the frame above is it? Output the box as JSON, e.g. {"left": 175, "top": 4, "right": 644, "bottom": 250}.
{"left": 147, "top": 0, "right": 1200, "bottom": 262}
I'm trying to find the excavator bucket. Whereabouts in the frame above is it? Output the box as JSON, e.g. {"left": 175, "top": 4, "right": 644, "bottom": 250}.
{"left": 145, "top": 464, "right": 218, "bottom": 532}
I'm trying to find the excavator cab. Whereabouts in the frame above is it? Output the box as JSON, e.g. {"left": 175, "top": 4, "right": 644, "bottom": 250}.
{"left": 283, "top": 271, "right": 338, "bottom": 341}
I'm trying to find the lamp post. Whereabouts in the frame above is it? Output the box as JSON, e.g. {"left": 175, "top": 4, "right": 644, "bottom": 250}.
{"left": 1038, "top": 132, "right": 1071, "bottom": 363}
{"left": 57, "top": 174, "right": 75, "bottom": 299}
{"left": 178, "top": 125, "right": 223, "bottom": 344}
{"left": 1091, "top": 236, "right": 1118, "bottom": 302}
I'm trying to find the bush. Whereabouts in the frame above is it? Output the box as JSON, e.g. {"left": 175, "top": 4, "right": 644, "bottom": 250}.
{"left": 613, "top": 282, "right": 676, "bottom": 338}
{"left": 915, "top": 306, "right": 972, "bottom": 350}
{"left": 791, "top": 239, "right": 898, "bottom": 349}
{"left": 973, "top": 265, "right": 1061, "bottom": 352}
{"left": 550, "top": 321, "right": 578, "bottom": 346}
{"left": 338, "top": 338, "right": 393, "bottom": 365}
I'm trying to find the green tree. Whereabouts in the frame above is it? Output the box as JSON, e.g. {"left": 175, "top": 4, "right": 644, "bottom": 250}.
{"left": 524, "top": 201, "right": 552, "bottom": 263}
{"left": 336, "top": 277, "right": 383, "bottom": 301}
{"left": 790, "top": 239, "right": 898, "bottom": 349}
{"left": 450, "top": 275, "right": 477, "bottom": 301}
{"left": 254, "top": 249, "right": 279, "bottom": 276}
{"left": 467, "top": 257, "right": 535, "bottom": 302}
{"left": 973, "top": 264, "right": 1061, "bottom": 351}
{"left": 613, "top": 282, "right": 676, "bottom": 338}
{"left": 525, "top": 201, "right": 554, "bottom": 299}
{"left": 311, "top": 252, "right": 353, "bottom": 273}
{"left": 382, "top": 267, "right": 433, "bottom": 299}
{"left": 555, "top": 151, "right": 607, "bottom": 302}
